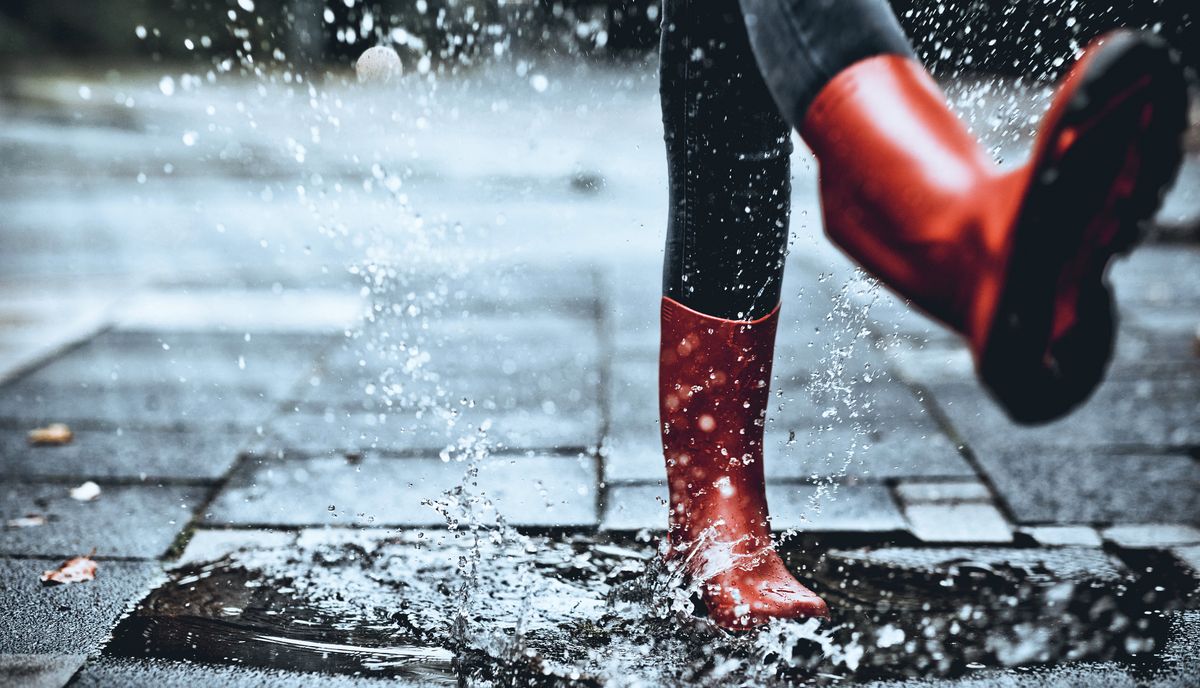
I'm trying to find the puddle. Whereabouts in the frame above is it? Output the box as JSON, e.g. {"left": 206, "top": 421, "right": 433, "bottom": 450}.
{"left": 107, "top": 532, "right": 1197, "bottom": 685}
{"left": 106, "top": 545, "right": 457, "bottom": 683}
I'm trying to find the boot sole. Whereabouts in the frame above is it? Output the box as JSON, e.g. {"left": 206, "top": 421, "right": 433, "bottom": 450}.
{"left": 980, "top": 31, "right": 1189, "bottom": 424}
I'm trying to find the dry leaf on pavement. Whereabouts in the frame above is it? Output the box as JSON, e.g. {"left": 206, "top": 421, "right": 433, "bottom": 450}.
{"left": 27, "top": 423, "right": 74, "bottom": 446}
{"left": 40, "top": 554, "right": 98, "bottom": 586}
{"left": 5, "top": 514, "right": 48, "bottom": 528}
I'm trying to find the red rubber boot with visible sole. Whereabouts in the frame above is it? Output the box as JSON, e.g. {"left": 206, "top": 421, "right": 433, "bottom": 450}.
{"left": 801, "top": 31, "right": 1188, "bottom": 423}
{"left": 659, "top": 296, "right": 828, "bottom": 630}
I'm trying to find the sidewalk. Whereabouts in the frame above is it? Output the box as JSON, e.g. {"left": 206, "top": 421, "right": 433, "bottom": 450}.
{"left": 1, "top": 63, "right": 1198, "bottom": 686}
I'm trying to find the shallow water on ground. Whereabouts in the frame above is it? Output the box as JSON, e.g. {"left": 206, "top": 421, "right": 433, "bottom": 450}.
{"left": 106, "top": 530, "right": 1196, "bottom": 686}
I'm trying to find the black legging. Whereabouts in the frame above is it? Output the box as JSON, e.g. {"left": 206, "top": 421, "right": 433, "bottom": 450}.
{"left": 660, "top": 0, "right": 914, "bottom": 320}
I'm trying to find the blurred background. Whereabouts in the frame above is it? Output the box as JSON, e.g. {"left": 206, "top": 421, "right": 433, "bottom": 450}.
{"left": 0, "top": 0, "right": 1197, "bottom": 72}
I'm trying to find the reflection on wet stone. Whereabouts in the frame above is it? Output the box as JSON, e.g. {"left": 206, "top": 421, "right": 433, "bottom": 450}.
{"left": 205, "top": 454, "right": 598, "bottom": 528}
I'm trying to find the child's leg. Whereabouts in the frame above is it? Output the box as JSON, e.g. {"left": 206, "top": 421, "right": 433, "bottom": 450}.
{"left": 657, "top": 0, "right": 828, "bottom": 630}
{"left": 660, "top": 0, "right": 791, "bottom": 321}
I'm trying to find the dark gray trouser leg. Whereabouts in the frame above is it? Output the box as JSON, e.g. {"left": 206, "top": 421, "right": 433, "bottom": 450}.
{"left": 659, "top": 0, "right": 914, "bottom": 320}
{"left": 659, "top": 0, "right": 792, "bottom": 321}
{"left": 737, "top": 0, "right": 915, "bottom": 128}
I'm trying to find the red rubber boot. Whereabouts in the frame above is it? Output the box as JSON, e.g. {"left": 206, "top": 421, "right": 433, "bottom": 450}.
{"left": 801, "top": 31, "right": 1188, "bottom": 423}
{"left": 659, "top": 296, "right": 828, "bottom": 630}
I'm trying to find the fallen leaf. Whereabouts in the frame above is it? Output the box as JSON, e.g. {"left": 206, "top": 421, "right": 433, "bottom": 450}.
{"left": 27, "top": 423, "right": 74, "bottom": 446}
{"left": 5, "top": 514, "right": 47, "bottom": 528}
{"left": 40, "top": 554, "right": 98, "bottom": 586}
{"left": 70, "top": 481, "right": 102, "bottom": 502}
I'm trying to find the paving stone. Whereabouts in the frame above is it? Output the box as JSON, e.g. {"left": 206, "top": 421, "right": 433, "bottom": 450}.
{"left": 1123, "top": 306, "right": 1200, "bottom": 338}
{"left": 606, "top": 359, "right": 656, "bottom": 429}
{"left": 205, "top": 453, "right": 598, "bottom": 528}
{"left": 601, "top": 482, "right": 906, "bottom": 533}
{"left": 974, "top": 449, "right": 1200, "bottom": 526}
{"left": 72, "top": 657, "right": 424, "bottom": 688}
{"left": 604, "top": 262, "right": 659, "bottom": 357}
{"left": 890, "top": 344, "right": 976, "bottom": 386}
{"left": 894, "top": 480, "right": 991, "bottom": 504}
{"left": 771, "top": 378, "right": 942, "bottom": 430}
{"left": 0, "top": 482, "right": 207, "bottom": 558}
{"left": 930, "top": 377, "right": 1200, "bottom": 450}
{"left": 605, "top": 357, "right": 724, "bottom": 482}
{"left": 1021, "top": 525, "right": 1105, "bottom": 547}
{"left": 301, "top": 351, "right": 601, "bottom": 418}
{"left": 0, "top": 287, "right": 113, "bottom": 388}
{"left": 773, "top": 340, "right": 892, "bottom": 385}
{"left": 17, "top": 330, "right": 331, "bottom": 398}
{"left": 0, "top": 426, "right": 250, "bottom": 481}
{"left": 859, "top": 290, "right": 959, "bottom": 347}
{"left": 893, "top": 317, "right": 1200, "bottom": 386}
{"left": 599, "top": 434, "right": 662, "bottom": 482}
{"left": 175, "top": 528, "right": 297, "bottom": 566}
{"left": 112, "top": 289, "right": 364, "bottom": 333}
{"left": 435, "top": 262, "right": 599, "bottom": 316}
{"left": 251, "top": 409, "right": 410, "bottom": 456}
{"left": 0, "top": 557, "right": 163, "bottom": 654}
{"left": 294, "top": 314, "right": 604, "bottom": 452}
{"left": 0, "top": 382, "right": 279, "bottom": 431}
{"left": 601, "top": 483, "right": 669, "bottom": 532}
{"left": 765, "top": 427, "right": 972, "bottom": 480}
{"left": 1102, "top": 524, "right": 1200, "bottom": 549}
{"left": 1108, "top": 314, "right": 1200, "bottom": 378}
{"left": 0, "top": 654, "right": 86, "bottom": 688}
{"left": 903, "top": 503, "right": 1014, "bottom": 543}
{"left": 324, "top": 314, "right": 600, "bottom": 381}
{"left": 258, "top": 405, "right": 601, "bottom": 455}
{"left": 152, "top": 270, "right": 361, "bottom": 292}
{"left": 1110, "top": 245, "right": 1200, "bottom": 306}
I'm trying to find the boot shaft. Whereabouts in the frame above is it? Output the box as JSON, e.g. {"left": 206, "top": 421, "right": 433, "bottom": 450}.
{"left": 658, "top": 297, "right": 778, "bottom": 546}
{"left": 800, "top": 55, "right": 1019, "bottom": 348}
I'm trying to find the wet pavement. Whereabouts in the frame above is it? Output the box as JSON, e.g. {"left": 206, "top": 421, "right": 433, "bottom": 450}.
{"left": 1, "top": 58, "right": 1199, "bottom": 686}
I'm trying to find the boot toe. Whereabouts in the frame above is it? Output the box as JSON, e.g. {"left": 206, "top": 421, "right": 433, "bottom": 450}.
{"left": 701, "top": 555, "right": 830, "bottom": 630}
{"left": 756, "top": 581, "right": 830, "bottom": 618}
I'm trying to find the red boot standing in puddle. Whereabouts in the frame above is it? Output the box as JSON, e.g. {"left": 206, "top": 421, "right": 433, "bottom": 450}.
{"left": 656, "top": 0, "right": 1189, "bottom": 629}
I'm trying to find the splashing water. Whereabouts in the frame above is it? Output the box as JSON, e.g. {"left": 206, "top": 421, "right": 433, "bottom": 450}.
{"left": 774, "top": 269, "right": 885, "bottom": 542}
